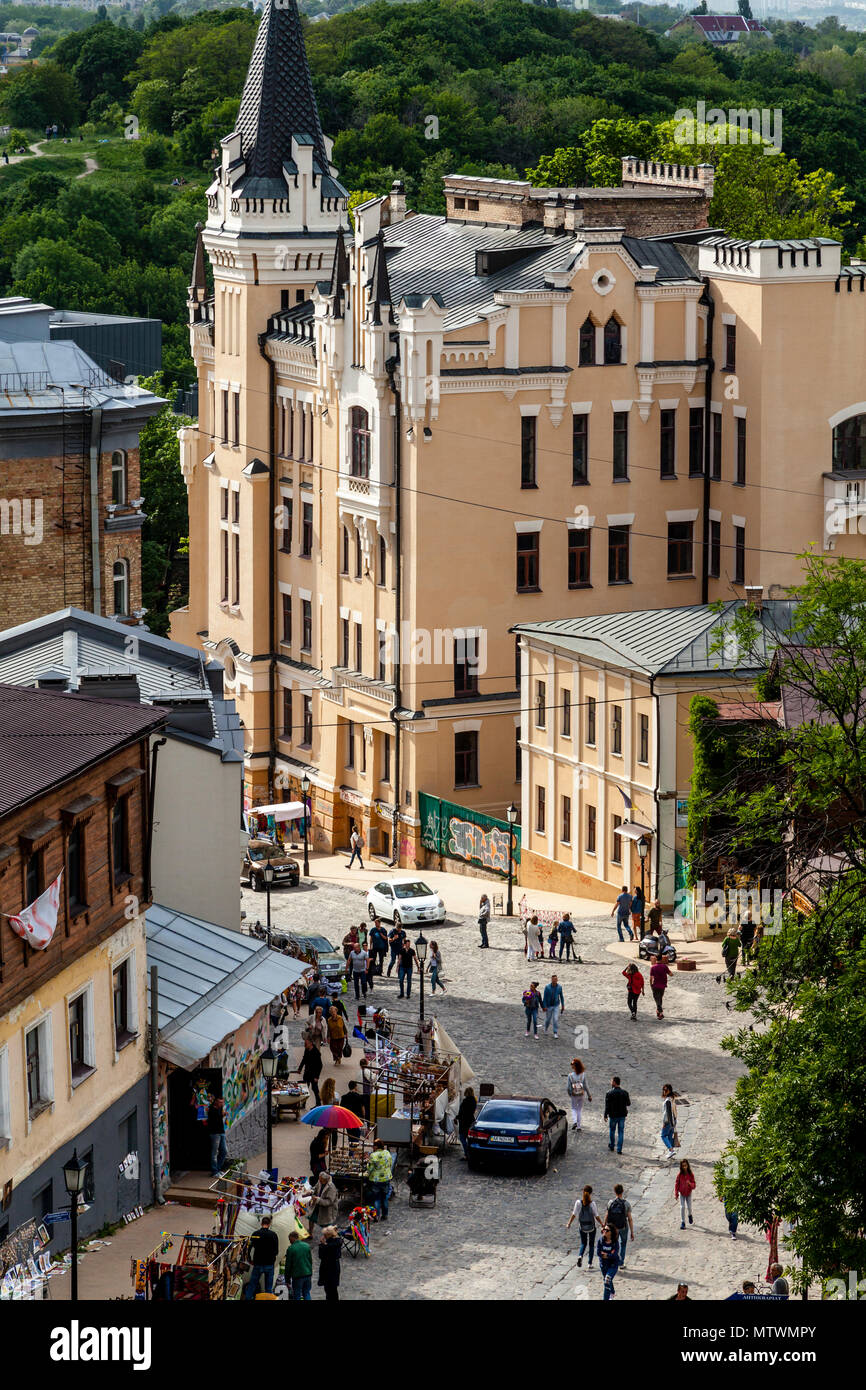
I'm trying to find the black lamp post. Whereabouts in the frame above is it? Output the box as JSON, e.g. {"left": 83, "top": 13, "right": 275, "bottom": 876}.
{"left": 415, "top": 930, "right": 428, "bottom": 1022}
{"left": 301, "top": 774, "right": 311, "bottom": 877}
{"left": 261, "top": 1046, "right": 278, "bottom": 1176}
{"left": 62, "top": 1149, "right": 87, "bottom": 1302}
{"left": 263, "top": 861, "right": 275, "bottom": 948}
{"left": 637, "top": 836, "right": 649, "bottom": 935}
{"left": 506, "top": 802, "right": 518, "bottom": 917}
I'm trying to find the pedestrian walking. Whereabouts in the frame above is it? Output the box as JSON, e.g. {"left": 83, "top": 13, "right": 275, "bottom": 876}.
{"left": 428, "top": 941, "right": 445, "bottom": 992}
{"left": 369, "top": 919, "right": 388, "bottom": 972}
{"left": 558, "top": 913, "right": 577, "bottom": 961}
{"left": 605, "top": 1184, "right": 634, "bottom": 1268}
{"left": 547, "top": 923, "right": 558, "bottom": 959}
{"left": 524, "top": 915, "right": 538, "bottom": 961}
{"left": 478, "top": 893, "right": 491, "bottom": 948}
{"left": 566, "top": 1184, "right": 601, "bottom": 1266}
{"left": 308, "top": 1171, "right": 339, "bottom": 1233}
{"left": 207, "top": 1096, "right": 227, "bottom": 1177}
{"left": 522, "top": 981, "right": 542, "bottom": 1038}
{"left": 347, "top": 826, "right": 364, "bottom": 868}
{"left": 326, "top": 1005, "right": 348, "bottom": 1064}
{"left": 611, "top": 885, "right": 635, "bottom": 942}
{"left": 603, "top": 1076, "right": 630, "bottom": 1154}
{"left": 244, "top": 1215, "right": 279, "bottom": 1299}
{"left": 739, "top": 914, "right": 756, "bottom": 965}
{"left": 309, "top": 1128, "right": 329, "bottom": 1179}
{"left": 675, "top": 1159, "right": 696, "bottom": 1229}
{"left": 630, "top": 886, "right": 645, "bottom": 937}
{"left": 542, "top": 974, "right": 564, "bottom": 1037}
{"left": 457, "top": 1088, "right": 476, "bottom": 1157}
{"left": 340, "top": 1081, "right": 365, "bottom": 1146}
{"left": 341, "top": 926, "right": 358, "bottom": 960}
{"left": 722, "top": 1192, "right": 739, "bottom": 1240}
{"left": 320, "top": 1076, "right": 336, "bottom": 1107}
{"left": 647, "top": 899, "right": 663, "bottom": 934}
{"left": 622, "top": 962, "right": 644, "bottom": 1020}
{"left": 386, "top": 923, "right": 404, "bottom": 975}
{"left": 294, "top": 1038, "right": 323, "bottom": 1108}
{"left": 284, "top": 1231, "right": 313, "bottom": 1300}
{"left": 567, "top": 1057, "right": 592, "bottom": 1131}
{"left": 650, "top": 954, "right": 672, "bottom": 1019}
{"left": 359, "top": 1057, "right": 374, "bottom": 1122}
{"left": 661, "top": 1083, "right": 678, "bottom": 1156}
{"left": 397, "top": 938, "right": 419, "bottom": 998}
{"left": 721, "top": 927, "right": 740, "bottom": 979}
{"left": 317, "top": 1227, "right": 342, "bottom": 1302}
{"left": 349, "top": 943, "right": 369, "bottom": 1000}
{"left": 597, "top": 1224, "right": 621, "bottom": 1300}
{"left": 303, "top": 1005, "right": 328, "bottom": 1049}
{"left": 365, "top": 1139, "right": 393, "bottom": 1221}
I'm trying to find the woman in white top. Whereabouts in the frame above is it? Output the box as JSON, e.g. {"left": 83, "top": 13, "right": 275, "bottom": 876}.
{"left": 567, "top": 1057, "right": 593, "bottom": 1132}
{"left": 566, "top": 1184, "right": 602, "bottom": 1267}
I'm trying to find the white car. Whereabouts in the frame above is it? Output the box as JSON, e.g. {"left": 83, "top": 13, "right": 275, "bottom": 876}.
{"left": 366, "top": 878, "right": 446, "bottom": 927}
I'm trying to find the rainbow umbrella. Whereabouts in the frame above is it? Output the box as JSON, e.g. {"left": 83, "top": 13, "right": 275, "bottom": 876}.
{"left": 301, "top": 1104, "right": 365, "bottom": 1130}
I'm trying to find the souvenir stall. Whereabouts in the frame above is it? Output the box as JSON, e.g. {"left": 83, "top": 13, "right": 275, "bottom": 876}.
{"left": 131, "top": 1231, "right": 246, "bottom": 1302}
{"left": 0, "top": 1219, "right": 56, "bottom": 1300}
{"left": 354, "top": 1015, "right": 470, "bottom": 1153}
{"left": 245, "top": 801, "right": 307, "bottom": 850}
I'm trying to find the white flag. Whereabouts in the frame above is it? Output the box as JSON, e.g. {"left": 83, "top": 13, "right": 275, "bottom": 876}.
{"left": 6, "top": 872, "right": 63, "bottom": 950}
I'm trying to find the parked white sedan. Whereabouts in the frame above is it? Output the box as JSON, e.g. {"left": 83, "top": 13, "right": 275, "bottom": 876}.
{"left": 366, "top": 878, "right": 446, "bottom": 927}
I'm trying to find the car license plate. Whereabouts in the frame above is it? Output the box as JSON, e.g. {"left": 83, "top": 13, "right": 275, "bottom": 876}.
{"left": 489, "top": 1135, "right": 514, "bottom": 1144}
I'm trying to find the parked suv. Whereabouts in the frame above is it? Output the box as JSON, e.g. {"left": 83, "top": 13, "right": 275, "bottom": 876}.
{"left": 243, "top": 839, "right": 300, "bottom": 891}
{"left": 287, "top": 932, "right": 346, "bottom": 984}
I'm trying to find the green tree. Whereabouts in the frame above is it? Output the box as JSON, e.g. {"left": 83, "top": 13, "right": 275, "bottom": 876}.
{"left": 130, "top": 78, "right": 174, "bottom": 135}
{"left": 0, "top": 61, "right": 79, "bottom": 129}
{"left": 137, "top": 373, "right": 191, "bottom": 635}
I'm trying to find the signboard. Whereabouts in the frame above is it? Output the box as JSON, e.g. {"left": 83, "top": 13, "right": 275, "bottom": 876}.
{"left": 675, "top": 798, "right": 689, "bottom": 828}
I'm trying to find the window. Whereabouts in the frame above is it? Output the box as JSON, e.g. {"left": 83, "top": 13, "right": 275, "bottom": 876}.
{"left": 113, "top": 559, "right": 129, "bottom": 617}
{"left": 561, "top": 690, "right": 571, "bottom": 738}
{"left": 302, "top": 695, "right": 313, "bottom": 746}
{"left": 724, "top": 322, "right": 736, "bottom": 372}
{"left": 711, "top": 412, "right": 722, "bottom": 480}
{"left": 561, "top": 795, "right": 571, "bottom": 844}
{"left": 232, "top": 532, "right": 240, "bottom": 605}
{"left": 586, "top": 696, "right": 596, "bottom": 746}
{"left": 0, "top": 1046, "right": 10, "bottom": 1144}
{"left": 354, "top": 622, "right": 363, "bottom": 673}
{"left": 278, "top": 398, "right": 291, "bottom": 457}
{"left": 232, "top": 391, "right": 240, "bottom": 447}
{"left": 515, "top": 727, "right": 522, "bottom": 783}
{"left": 350, "top": 407, "right": 370, "bottom": 478}
{"left": 586, "top": 804, "right": 597, "bottom": 854}
{"left": 301, "top": 599, "right": 312, "bottom": 653}
{"left": 25, "top": 849, "right": 42, "bottom": 905}
{"left": 639, "top": 713, "right": 650, "bottom": 765}
{"left": 535, "top": 680, "right": 546, "bottom": 729}
{"left": 454, "top": 634, "right": 479, "bottom": 697}
{"left": 455, "top": 730, "right": 478, "bottom": 787}
{"left": 467, "top": 198, "right": 479, "bottom": 212}
{"left": 355, "top": 530, "right": 362, "bottom": 578}
{"left": 612, "top": 412, "right": 629, "bottom": 480}
{"left": 378, "top": 535, "right": 387, "bottom": 586}
{"left": 25, "top": 1018, "right": 52, "bottom": 1115}
{"left": 515, "top": 637, "right": 521, "bottom": 688}
{"left": 383, "top": 733, "right": 391, "bottom": 783}
{"left": 111, "top": 450, "right": 127, "bottom": 505}
{"left": 67, "top": 824, "right": 85, "bottom": 911}
{"left": 221, "top": 531, "right": 229, "bottom": 602}
{"left": 516, "top": 532, "right": 540, "bottom": 591}
{"left": 660, "top": 409, "right": 676, "bottom": 478}
{"left": 612, "top": 704, "right": 623, "bottom": 756}
{"left": 378, "top": 632, "right": 387, "bottom": 683}
{"left": 341, "top": 526, "right": 349, "bottom": 573}
{"left": 280, "top": 497, "right": 293, "bottom": 553}
{"left": 833, "top": 414, "right": 866, "bottom": 471}
{"left": 667, "top": 520, "right": 694, "bottom": 576}
{"left": 341, "top": 617, "right": 350, "bottom": 668}
{"left": 298, "top": 403, "right": 306, "bottom": 461}
{"left": 608, "top": 525, "right": 630, "bottom": 584}
{"left": 111, "top": 798, "right": 129, "bottom": 885}
{"left": 579, "top": 316, "right": 595, "bottom": 366}
{"left": 221, "top": 389, "right": 229, "bottom": 443}
{"left": 68, "top": 986, "right": 94, "bottom": 1084}
{"left": 709, "top": 518, "right": 721, "bottom": 579}
{"left": 231, "top": 489, "right": 239, "bottom": 524}
{"left": 521, "top": 416, "right": 537, "bottom": 488}
{"left": 221, "top": 487, "right": 229, "bottom": 521}
{"left": 689, "top": 408, "right": 704, "bottom": 476}
{"left": 360, "top": 727, "right": 367, "bottom": 775}
{"left": 301, "top": 502, "right": 313, "bottom": 557}
{"left": 612, "top": 814, "right": 622, "bottom": 864}
{"left": 346, "top": 719, "right": 355, "bottom": 769}
{"left": 282, "top": 592, "right": 292, "bottom": 645}
{"left": 734, "top": 525, "right": 746, "bottom": 585}
{"left": 736, "top": 417, "right": 747, "bottom": 485}
{"left": 603, "top": 316, "right": 622, "bottom": 365}
{"left": 572, "top": 412, "right": 588, "bottom": 484}
{"left": 282, "top": 687, "right": 292, "bottom": 737}
{"left": 535, "top": 785, "right": 546, "bottom": 834}
{"left": 568, "top": 528, "right": 591, "bottom": 588}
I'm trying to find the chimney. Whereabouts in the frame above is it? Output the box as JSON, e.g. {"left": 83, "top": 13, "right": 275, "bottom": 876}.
{"left": 389, "top": 180, "right": 406, "bottom": 223}
{"left": 744, "top": 585, "right": 764, "bottom": 614}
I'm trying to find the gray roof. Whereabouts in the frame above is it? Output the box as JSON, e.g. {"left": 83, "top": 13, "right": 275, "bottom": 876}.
{"left": 513, "top": 600, "right": 799, "bottom": 677}
{"left": 621, "top": 236, "right": 700, "bottom": 283}
{"left": 147, "top": 903, "right": 306, "bottom": 1070}
{"left": 0, "top": 337, "right": 164, "bottom": 417}
{"left": 0, "top": 608, "right": 244, "bottom": 762}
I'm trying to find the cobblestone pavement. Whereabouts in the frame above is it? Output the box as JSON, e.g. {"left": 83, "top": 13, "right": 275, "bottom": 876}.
{"left": 244, "top": 877, "right": 765, "bottom": 1302}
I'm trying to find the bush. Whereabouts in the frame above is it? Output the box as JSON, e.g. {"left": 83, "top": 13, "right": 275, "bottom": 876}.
{"left": 141, "top": 134, "right": 171, "bottom": 169}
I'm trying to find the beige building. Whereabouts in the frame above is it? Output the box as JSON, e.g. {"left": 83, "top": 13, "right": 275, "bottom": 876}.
{"left": 172, "top": 0, "right": 866, "bottom": 871}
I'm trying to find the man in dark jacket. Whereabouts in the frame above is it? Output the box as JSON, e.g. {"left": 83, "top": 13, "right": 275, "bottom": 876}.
{"left": 244, "top": 1215, "right": 280, "bottom": 1298}
{"left": 557, "top": 915, "right": 577, "bottom": 962}
{"left": 295, "top": 1039, "right": 323, "bottom": 1107}
{"left": 340, "top": 1081, "right": 365, "bottom": 1146}
{"left": 207, "top": 1097, "right": 227, "bottom": 1176}
{"left": 603, "top": 1075, "right": 631, "bottom": 1154}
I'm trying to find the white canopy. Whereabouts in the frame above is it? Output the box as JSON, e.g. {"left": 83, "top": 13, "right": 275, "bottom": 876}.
{"left": 248, "top": 801, "right": 305, "bottom": 823}
{"left": 613, "top": 820, "right": 654, "bottom": 841}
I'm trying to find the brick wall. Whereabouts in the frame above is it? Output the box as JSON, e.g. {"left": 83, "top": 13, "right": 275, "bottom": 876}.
{"left": 579, "top": 193, "right": 710, "bottom": 237}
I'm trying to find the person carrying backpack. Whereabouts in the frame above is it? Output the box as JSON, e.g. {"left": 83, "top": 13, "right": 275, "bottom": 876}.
{"left": 566, "top": 1185, "right": 601, "bottom": 1267}
{"left": 547, "top": 923, "right": 558, "bottom": 959}
{"left": 558, "top": 914, "right": 577, "bottom": 962}
{"left": 566, "top": 1057, "right": 592, "bottom": 1132}
{"left": 522, "top": 982, "right": 542, "bottom": 1038}
{"left": 605, "top": 1185, "right": 635, "bottom": 1268}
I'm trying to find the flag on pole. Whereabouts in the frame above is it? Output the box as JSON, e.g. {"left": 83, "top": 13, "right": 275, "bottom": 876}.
{"left": 618, "top": 787, "right": 633, "bottom": 814}
{"left": 5, "top": 872, "right": 63, "bottom": 950}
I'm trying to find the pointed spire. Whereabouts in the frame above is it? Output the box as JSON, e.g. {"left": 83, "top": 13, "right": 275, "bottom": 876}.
{"left": 329, "top": 227, "right": 349, "bottom": 318}
{"left": 189, "top": 222, "right": 207, "bottom": 302}
{"left": 235, "top": 0, "right": 329, "bottom": 185}
{"left": 370, "top": 231, "right": 392, "bottom": 327}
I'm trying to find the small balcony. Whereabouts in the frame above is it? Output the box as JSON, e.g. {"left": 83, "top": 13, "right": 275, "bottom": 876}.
{"left": 823, "top": 469, "right": 866, "bottom": 549}
{"left": 104, "top": 500, "right": 146, "bottom": 533}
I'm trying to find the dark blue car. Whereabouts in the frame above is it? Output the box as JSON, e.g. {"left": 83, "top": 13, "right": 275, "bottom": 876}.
{"left": 466, "top": 1096, "right": 568, "bottom": 1174}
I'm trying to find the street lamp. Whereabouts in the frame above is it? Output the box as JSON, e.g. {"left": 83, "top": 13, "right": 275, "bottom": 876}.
{"left": 263, "top": 861, "right": 275, "bottom": 948}
{"left": 62, "top": 1149, "right": 87, "bottom": 1302}
{"left": 636, "top": 836, "right": 649, "bottom": 935}
{"left": 506, "top": 802, "right": 518, "bottom": 917}
{"left": 301, "top": 773, "right": 311, "bottom": 877}
{"left": 260, "top": 1046, "right": 278, "bottom": 1176}
{"left": 415, "top": 930, "right": 428, "bottom": 1022}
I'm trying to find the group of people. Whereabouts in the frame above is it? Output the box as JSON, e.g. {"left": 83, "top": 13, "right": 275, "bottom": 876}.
{"left": 338, "top": 920, "right": 444, "bottom": 1001}
{"left": 622, "top": 955, "right": 672, "bottom": 1020}
{"left": 244, "top": 1214, "right": 343, "bottom": 1302}
{"left": 718, "top": 918, "right": 758, "bottom": 980}
{"left": 612, "top": 885, "right": 655, "bottom": 943}
{"left": 522, "top": 913, "right": 579, "bottom": 962}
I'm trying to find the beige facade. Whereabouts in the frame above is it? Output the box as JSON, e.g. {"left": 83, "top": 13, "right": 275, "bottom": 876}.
{"left": 172, "top": 0, "right": 866, "bottom": 873}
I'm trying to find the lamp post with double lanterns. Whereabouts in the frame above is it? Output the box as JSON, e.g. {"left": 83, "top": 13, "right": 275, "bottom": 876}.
{"left": 506, "top": 802, "right": 518, "bottom": 916}
{"left": 62, "top": 1149, "right": 87, "bottom": 1302}
{"left": 301, "top": 773, "right": 311, "bottom": 877}
{"left": 260, "top": 1046, "right": 278, "bottom": 1176}
{"left": 263, "top": 861, "right": 275, "bottom": 948}
{"left": 415, "top": 930, "right": 428, "bottom": 1021}
{"left": 636, "top": 836, "right": 649, "bottom": 935}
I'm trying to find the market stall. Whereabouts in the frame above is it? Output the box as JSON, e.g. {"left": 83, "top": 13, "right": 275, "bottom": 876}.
{"left": 0, "top": 1219, "right": 56, "bottom": 1301}
{"left": 245, "top": 801, "right": 306, "bottom": 849}
{"left": 131, "top": 1231, "right": 246, "bottom": 1301}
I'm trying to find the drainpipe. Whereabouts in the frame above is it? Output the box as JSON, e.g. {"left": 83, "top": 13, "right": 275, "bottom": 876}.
{"left": 650, "top": 675, "right": 661, "bottom": 903}
{"left": 150, "top": 964, "right": 164, "bottom": 1206}
{"left": 144, "top": 735, "right": 167, "bottom": 904}
{"left": 385, "top": 352, "right": 402, "bottom": 867}
{"left": 700, "top": 284, "right": 716, "bottom": 606}
{"left": 88, "top": 405, "right": 103, "bottom": 615}
{"left": 259, "top": 335, "right": 277, "bottom": 803}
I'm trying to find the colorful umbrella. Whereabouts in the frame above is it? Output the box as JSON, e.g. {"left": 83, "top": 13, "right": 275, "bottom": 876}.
{"left": 301, "top": 1104, "right": 365, "bottom": 1130}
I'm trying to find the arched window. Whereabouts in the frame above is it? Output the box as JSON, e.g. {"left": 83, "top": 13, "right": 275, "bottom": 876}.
{"left": 113, "top": 559, "right": 129, "bottom": 616}
{"left": 111, "top": 449, "right": 127, "bottom": 505}
{"left": 378, "top": 534, "right": 387, "bottom": 587}
{"left": 603, "top": 316, "right": 622, "bottom": 365}
{"left": 579, "top": 316, "right": 595, "bottom": 367}
{"left": 833, "top": 415, "right": 866, "bottom": 471}
{"left": 350, "top": 407, "right": 370, "bottom": 478}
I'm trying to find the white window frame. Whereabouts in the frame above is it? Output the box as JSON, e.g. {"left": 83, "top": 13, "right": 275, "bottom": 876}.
{"left": 111, "top": 449, "right": 127, "bottom": 506}
{"left": 112, "top": 950, "right": 138, "bottom": 1055}
{"left": 67, "top": 981, "right": 96, "bottom": 1088}
{"left": 0, "top": 1045, "right": 10, "bottom": 1147}
{"left": 112, "top": 558, "right": 129, "bottom": 617}
{"left": 24, "top": 1013, "right": 54, "bottom": 1123}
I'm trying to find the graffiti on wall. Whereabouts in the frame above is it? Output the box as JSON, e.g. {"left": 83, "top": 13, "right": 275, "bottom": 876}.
{"left": 448, "top": 818, "right": 514, "bottom": 875}
{"left": 208, "top": 1009, "right": 269, "bottom": 1129}
{"left": 155, "top": 1061, "right": 170, "bottom": 1190}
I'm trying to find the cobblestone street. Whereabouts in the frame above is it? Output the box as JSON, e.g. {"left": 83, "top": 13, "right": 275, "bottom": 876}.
{"left": 247, "top": 874, "right": 767, "bottom": 1301}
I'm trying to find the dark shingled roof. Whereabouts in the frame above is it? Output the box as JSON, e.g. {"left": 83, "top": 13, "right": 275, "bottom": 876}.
{"left": 0, "top": 683, "right": 167, "bottom": 819}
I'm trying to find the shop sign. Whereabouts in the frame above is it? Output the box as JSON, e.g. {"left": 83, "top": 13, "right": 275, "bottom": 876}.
{"left": 340, "top": 789, "right": 366, "bottom": 808}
